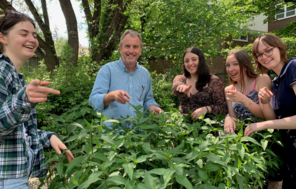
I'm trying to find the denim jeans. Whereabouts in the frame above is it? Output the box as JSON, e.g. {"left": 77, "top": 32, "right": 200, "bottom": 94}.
{"left": 0, "top": 147, "right": 34, "bottom": 189}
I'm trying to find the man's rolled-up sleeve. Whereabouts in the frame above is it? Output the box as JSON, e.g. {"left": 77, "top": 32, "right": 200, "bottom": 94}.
{"left": 89, "top": 65, "right": 111, "bottom": 112}
{"left": 143, "top": 75, "right": 158, "bottom": 110}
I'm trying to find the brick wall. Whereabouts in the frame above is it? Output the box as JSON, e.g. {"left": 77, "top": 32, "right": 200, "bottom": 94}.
{"left": 268, "top": 16, "right": 296, "bottom": 32}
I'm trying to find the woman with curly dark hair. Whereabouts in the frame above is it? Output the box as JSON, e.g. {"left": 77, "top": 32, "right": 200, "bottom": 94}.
{"left": 172, "top": 47, "right": 228, "bottom": 119}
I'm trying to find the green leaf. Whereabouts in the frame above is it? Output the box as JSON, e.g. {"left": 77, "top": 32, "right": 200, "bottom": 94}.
{"left": 170, "top": 141, "right": 184, "bottom": 156}
{"left": 266, "top": 149, "right": 278, "bottom": 157}
{"left": 198, "top": 169, "right": 208, "bottom": 180}
{"left": 196, "top": 159, "right": 203, "bottom": 168}
{"left": 163, "top": 127, "right": 178, "bottom": 137}
{"left": 199, "top": 140, "right": 209, "bottom": 151}
{"left": 222, "top": 153, "right": 230, "bottom": 163}
{"left": 70, "top": 177, "right": 79, "bottom": 186}
{"left": 92, "top": 152, "right": 108, "bottom": 161}
{"left": 237, "top": 144, "right": 245, "bottom": 160}
{"left": 65, "top": 156, "right": 84, "bottom": 175}
{"left": 142, "top": 142, "right": 151, "bottom": 153}
{"left": 240, "top": 136, "right": 261, "bottom": 146}
{"left": 149, "top": 168, "right": 166, "bottom": 175}
{"left": 56, "top": 162, "right": 63, "bottom": 176}
{"left": 205, "top": 153, "right": 225, "bottom": 166}
{"left": 101, "top": 135, "right": 116, "bottom": 145}
{"left": 85, "top": 141, "right": 93, "bottom": 154}
{"left": 136, "top": 155, "right": 151, "bottom": 163}
{"left": 144, "top": 171, "right": 155, "bottom": 189}
{"left": 77, "top": 171, "right": 102, "bottom": 189}
{"left": 261, "top": 139, "right": 268, "bottom": 151}
{"left": 107, "top": 176, "right": 127, "bottom": 186}
{"left": 101, "top": 160, "right": 114, "bottom": 171}
{"left": 67, "top": 122, "right": 83, "bottom": 134}
{"left": 203, "top": 162, "right": 220, "bottom": 172}
{"left": 235, "top": 174, "right": 244, "bottom": 189}
{"left": 203, "top": 183, "right": 218, "bottom": 189}
{"left": 175, "top": 175, "right": 193, "bottom": 189}
{"left": 45, "top": 156, "right": 59, "bottom": 165}
{"left": 104, "top": 119, "right": 120, "bottom": 123}
{"left": 218, "top": 183, "right": 227, "bottom": 189}
{"left": 122, "top": 163, "right": 134, "bottom": 180}
{"left": 163, "top": 169, "right": 175, "bottom": 185}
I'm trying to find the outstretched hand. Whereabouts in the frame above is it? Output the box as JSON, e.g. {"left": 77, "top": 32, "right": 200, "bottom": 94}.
{"left": 50, "top": 135, "right": 74, "bottom": 163}
{"left": 176, "top": 84, "right": 192, "bottom": 97}
{"left": 26, "top": 79, "right": 60, "bottom": 103}
{"left": 225, "top": 90, "right": 244, "bottom": 102}
{"left": 244, "top": 122, "right": 265, "bottom": 136}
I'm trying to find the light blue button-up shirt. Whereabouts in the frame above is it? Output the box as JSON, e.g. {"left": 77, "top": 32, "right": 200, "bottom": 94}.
{"left": 89, "top": 58, "right": 158, "bottom": 123}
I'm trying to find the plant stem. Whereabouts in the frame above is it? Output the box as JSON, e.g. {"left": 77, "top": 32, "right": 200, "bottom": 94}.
{"left": 104, "top": 179, "right": 108, "bottom": 189}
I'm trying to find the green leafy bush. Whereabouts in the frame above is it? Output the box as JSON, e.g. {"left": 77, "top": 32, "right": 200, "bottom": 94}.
{"left": 41, "top": 104, "right": 281, "bottom": 189}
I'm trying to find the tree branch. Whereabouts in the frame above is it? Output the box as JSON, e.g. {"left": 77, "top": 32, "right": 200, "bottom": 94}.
{"left": 0, "top": 0, "right": 14, "bottom": 11}
{"left": 24, "top": 0, "right": 49, "bottom": 36}
{"left": 41, "top": 0, "right": 50, "bottom": 28}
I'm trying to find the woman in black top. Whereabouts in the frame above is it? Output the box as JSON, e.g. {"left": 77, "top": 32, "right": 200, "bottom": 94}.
{"left": 245, "top": 33, "right": 296, "bottom": 188}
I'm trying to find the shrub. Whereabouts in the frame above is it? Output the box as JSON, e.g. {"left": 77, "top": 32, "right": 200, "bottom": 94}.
{"left": 41, "top": 105, "right": 281, "bottom": 189}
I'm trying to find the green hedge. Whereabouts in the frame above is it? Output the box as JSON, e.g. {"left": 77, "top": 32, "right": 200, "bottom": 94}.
{"left": 40, "top": 107, "right": 282, "bottom": 189}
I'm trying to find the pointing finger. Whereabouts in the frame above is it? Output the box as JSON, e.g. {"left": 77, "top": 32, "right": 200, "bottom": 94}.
{"left": 187, "top": 84, "right": 192, "bottom": 90}
{"left": 41, "top": 87, "right": 60, "bottom": 95}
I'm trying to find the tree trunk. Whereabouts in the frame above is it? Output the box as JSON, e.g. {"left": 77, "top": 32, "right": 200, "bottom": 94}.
{"left": 59, "top": 0, "right": 79, "bottom": 66}
{"left": 82, "top": 0, "right": 132, "bottom": 65}
{"left": 25, "top": 0, "right": 59, "bottom": 71}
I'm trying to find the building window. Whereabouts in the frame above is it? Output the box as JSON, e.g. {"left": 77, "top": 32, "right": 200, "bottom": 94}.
{"left": 232, "top": 35, "right": 248, "bottom": 42}
{"left": 276, "top": 4, "right": 296, "bottom": 20}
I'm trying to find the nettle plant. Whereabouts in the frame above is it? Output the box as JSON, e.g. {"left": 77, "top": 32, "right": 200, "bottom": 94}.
{"left": 41, "top": 104, "right": 282, "bottom": 189}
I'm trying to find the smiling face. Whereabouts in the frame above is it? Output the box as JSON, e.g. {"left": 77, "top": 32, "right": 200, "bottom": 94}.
{"left": 183, "top": 52, "right": 199, "bottom": 76}
{"left": 119, "top": 34, "right": 142, "bottom": 66}
{"left": 256, "top": 41, "right": 283, "bottom": 73}
{"left": 0, "top": 21, "right": 38, "bottom": 61}
{"left": 226, "top": 54, "right": 242, "bottom": 82}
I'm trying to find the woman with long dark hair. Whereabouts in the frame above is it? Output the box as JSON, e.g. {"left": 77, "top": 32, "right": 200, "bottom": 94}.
{"left": 172, "top": 47, "right": 227, "bottom": 119}
{"left": 0, "top": 10, "right": 74, "bottom": 188}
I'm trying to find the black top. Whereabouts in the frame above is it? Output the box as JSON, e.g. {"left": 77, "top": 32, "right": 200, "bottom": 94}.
{"left": 272, "top": 58, "right": 296, "bottom": 136}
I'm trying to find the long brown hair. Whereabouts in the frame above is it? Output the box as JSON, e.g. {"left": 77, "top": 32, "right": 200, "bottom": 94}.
{"left": 227, "top": 49, "right": 258, "bottom": 93}
{"left": 0, "top": 10, "right": 35, "bottom": 54}
{"left": 182, "top": 47, "right": 211, "bottom": 91}
{"left": 252, "top": 33, "right": 288, "bottom": 74}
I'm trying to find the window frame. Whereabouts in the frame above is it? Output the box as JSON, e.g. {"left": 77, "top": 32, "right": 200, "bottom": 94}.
{"left": 232, "top": 35, "right": 248, "bottom": 42}
{"left": 275, "top": 4, "right": 296, "bottom": 20}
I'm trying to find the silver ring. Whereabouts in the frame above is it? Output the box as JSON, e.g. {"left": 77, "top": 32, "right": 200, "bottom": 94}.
{"left": 230, "top": 126, "right": 233, "bottom": 128}
{"left": 260, "top": 93, "right": 263, "bottom": 95}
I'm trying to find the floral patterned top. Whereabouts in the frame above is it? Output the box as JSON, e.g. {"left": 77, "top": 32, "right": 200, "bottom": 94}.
{"left": 172, "top": 75, "right": 228, "bottom": 116}
{"left": 232, "top": 78, "right": 259, "bottom": 121}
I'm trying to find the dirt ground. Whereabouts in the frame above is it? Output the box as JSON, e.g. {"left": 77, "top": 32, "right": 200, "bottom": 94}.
{"left": 29, "top": 178, "right": 48, "bottom": 189}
